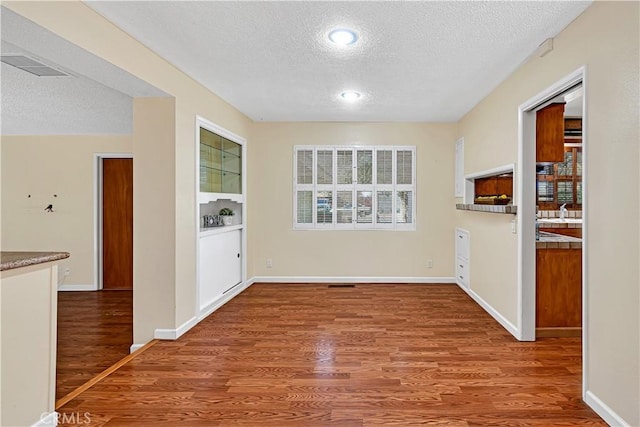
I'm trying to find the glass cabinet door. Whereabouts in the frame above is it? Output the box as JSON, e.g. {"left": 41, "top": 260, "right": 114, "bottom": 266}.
{"left": 200, "top": 127, "right": 242, "bottom": 194}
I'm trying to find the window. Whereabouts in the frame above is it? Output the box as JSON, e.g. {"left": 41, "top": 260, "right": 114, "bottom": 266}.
{"left": 536, "top": 145, "right": 582, "bottom": 209}
{"left": 294, "top": 146, "right": 416, "bottom": 230}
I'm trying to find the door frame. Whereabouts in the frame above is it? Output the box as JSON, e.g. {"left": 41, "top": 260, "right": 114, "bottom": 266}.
{"left": 94, "top": 153, "right": 133, "bottom": 290}
{"left": 516, "top": 66, "right": 587, "bottom": 395}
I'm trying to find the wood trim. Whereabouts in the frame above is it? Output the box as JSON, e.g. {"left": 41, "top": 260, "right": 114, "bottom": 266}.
{"left": 55, "top": 339, "right": 158, "bottom": 409}
{"left": 536, "top": 327, "right": 582, "bottom": 338}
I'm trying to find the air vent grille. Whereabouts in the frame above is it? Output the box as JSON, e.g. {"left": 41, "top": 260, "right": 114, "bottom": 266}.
{"left": 1, "top": 54, "right": 69, "bottom": 77}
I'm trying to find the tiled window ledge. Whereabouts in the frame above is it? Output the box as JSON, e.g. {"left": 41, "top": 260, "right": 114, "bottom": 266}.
{"left": 456, "top": 204, "right": 517, "bottom": 214}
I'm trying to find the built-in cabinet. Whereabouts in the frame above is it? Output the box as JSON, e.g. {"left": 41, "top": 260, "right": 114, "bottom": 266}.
{"left": 455, "top": 228, "right": 470, "bottom": 288}
{"left": 199, "top": 127, "right": 242, "bottom": 194}
{"left": 196, "top": 116, "right": 246, "bottom": 317}
{"left": 199, "top": 228, "right": 242, "bottom": 312}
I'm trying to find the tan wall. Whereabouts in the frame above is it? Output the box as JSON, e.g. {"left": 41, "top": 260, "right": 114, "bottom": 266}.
{"left": 457, "top": 2, "right": 639, "bottom": 424}
{"left": 1, "top": 262, "right": 58, "bottom": 426}
{"left": 132, "top": 98, "right": 176, "bottom": 337}
{"left": 1, "top": 135, "right": 132, "bottom": 287}
{"left": 4, "top": 1, "right": 252, "bottom": 343}
{"left": 249, "top": 122, "right": 457, "bottom": 279}
{"left": 4, "top": 1, "right": 638, "bottom": 423}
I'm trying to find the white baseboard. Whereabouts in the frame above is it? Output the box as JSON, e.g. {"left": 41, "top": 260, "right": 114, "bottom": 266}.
{"left": 57, "top": 284, "right": 97, "bottom": 291}
{"left": 32, "top": 411, "right": 57, "bottom": 427}
{"left": 129, "top": 343, "right": 147, "bottom": 353}
{"left": 197, "top": 280, "right": 252, "bottom": 321}
{"left": 456, "top": 282, "right": 519, "bottom": 338}
{"left": 154, "top": 316, "right": 198, "bottom": 340}
{"left": 585, "top": 390, "right": 631, "bottom": 426}
{"left": 153, "top": 280, "right": 253, "bottom": 341}
{"left": 251, "top": 276, "right": 456, "bottom": 284}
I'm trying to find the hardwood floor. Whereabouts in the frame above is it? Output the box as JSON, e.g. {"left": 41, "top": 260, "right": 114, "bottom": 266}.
{"left": 57, "top": 290, "right": 132, "bottom": 400}
{"left": 57, "top": 284, "right": 604, "bottom": 426}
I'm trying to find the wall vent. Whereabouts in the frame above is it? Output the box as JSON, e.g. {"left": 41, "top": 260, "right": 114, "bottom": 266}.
{"left": 1, "top": 54, "right": 70, "bottom": 77}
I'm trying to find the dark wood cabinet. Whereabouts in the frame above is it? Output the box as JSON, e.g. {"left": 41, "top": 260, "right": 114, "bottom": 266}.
{"left": 536, "top": 247, "right": 582, "bottom": 337}
{"left": 536, "top": 103, "right": 566, "bottom": 163}
{"left": 474, "top": 174, "right": 513, "bottom": 197}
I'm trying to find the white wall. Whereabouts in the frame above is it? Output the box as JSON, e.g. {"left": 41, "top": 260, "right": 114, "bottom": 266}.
{"left": 1, "top": 135, "right": 132, "bottom": 288}
{"left": 457, "top": 2, "right": 639, "bottom": 424}
{"left": 248, "top": 122, "right": 457, "bottom": 280}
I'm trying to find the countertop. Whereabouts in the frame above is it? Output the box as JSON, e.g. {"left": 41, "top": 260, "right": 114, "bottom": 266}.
{"left": 537, "top": 218, "right": 582, "bottom": 229}
{"left": 1, "top": 251, "right": 70, "bottom": 271}
{"left": 536, "top": 231, "right": 582, "bottom": 249}
{"left": 455, "top": 203, "right": 517, "bottom": 214}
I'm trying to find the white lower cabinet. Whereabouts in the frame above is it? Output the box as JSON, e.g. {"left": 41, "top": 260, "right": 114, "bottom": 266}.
{"left": 456, "top": 257, "right": 470, "bottom": 288}
{"left": 455, "top": 228, "right": 470, "bottom": 288}
{"left": 199, "top": 229, "right": 242, "bottom": 312}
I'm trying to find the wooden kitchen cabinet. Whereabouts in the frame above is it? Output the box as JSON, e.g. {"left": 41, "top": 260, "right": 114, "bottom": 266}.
{"left": 536, "top": 247, "right": 582, "bottom": 337}
{"left": 474, "top": 174, "right": 513, "bottom": 197}
{"left": 536, "top": 103, "right": 566, "bottom": 163}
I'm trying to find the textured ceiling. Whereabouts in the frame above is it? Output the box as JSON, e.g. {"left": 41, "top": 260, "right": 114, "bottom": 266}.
{"left": 86, "top": 1, "right": 592, "bottom": 122}
{"left": 1, "top": 7, "right": 167, "bottom": 135}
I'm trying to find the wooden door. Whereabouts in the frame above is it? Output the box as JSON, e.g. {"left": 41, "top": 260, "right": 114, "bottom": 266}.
{"left": 103, "top": 158, "right": 133, "bottom": 290}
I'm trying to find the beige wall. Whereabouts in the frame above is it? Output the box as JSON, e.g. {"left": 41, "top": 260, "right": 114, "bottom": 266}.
{"left": 457, "top": 2, "right": 639, "bottom": 424}
{"left": 4, "top": 1, "right": 252, "bottom": 344}
{"left": 132, "top": 98, "right": 176, "bottom": 337}
{"left": 3, "top": 1, "right": 638, "bottom": 423}
{"left": 249, "top": 122, "right": 457, "bottom": 279}
{"left": 1, "top": 262, "right": 58, "bottom": 426}
{"left": 1, "top": 135, "right": 132, "bottom": 287}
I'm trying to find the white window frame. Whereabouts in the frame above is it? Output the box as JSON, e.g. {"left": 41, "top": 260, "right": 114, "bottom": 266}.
{"left": 293, "top": 145, "right": 416, "bottom": 231}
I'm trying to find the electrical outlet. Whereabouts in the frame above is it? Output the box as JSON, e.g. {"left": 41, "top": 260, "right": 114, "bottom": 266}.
{"left": 511, "top": 219, "right": 517, "bottom": 234}
{"left": 427, "top": 259, "right": 433, "bottom": 268}
{"left": 266, "top": 258, "right": 273, "bottom": 268}
{"left": 63, "top": 267, "right": 70, "bottom": 276}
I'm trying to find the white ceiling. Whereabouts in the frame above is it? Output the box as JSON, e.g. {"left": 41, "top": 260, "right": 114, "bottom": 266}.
{"left": 1, "top": 1, "right": 591, "bottom": 135}
{"left": 86, "top": 0, "right": 592, "bottom": 122}
{"left": 0, "top": 7, "right": 167, "bottom": 135}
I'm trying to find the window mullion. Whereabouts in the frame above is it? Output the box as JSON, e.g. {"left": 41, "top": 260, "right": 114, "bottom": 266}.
{"left": 294, "top": 145, "right": 415, "bottom": 231}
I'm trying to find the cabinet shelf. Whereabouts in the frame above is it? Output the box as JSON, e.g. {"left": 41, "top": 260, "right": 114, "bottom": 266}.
{"left": 198, "top": 192, "right": 243, "bottom": 204}
{"left": 200, "top": 165, "right": 241, "bottom": 176}
{"left": 200, "top": 224, "right": 243, "bottom": 237}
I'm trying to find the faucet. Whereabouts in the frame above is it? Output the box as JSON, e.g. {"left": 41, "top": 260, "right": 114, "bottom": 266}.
{"left": 559, "top": 203, "right": 568, "bottom": 221}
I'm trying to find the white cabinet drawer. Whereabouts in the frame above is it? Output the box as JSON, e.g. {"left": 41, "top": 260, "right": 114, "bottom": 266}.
{"left": 456, "top": 257, "right": 469, "bottom": 288}
{"left": 455, "top": 228, "right": 470, "bottom": 261}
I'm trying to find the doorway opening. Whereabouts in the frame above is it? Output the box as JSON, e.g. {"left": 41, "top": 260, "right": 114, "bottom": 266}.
{"left": 55, "top": 154, "right": 134, "bottom": 404}
{"left": 517, "top": 67, "right": 587, "bottom": 397}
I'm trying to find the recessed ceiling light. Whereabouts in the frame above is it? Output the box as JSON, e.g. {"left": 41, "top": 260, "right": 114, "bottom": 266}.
{"left": 341, "top": 91, "right": 361, "bottom": 101}
{"left": 328, "top": 29, "right": 358, "bottom": 46}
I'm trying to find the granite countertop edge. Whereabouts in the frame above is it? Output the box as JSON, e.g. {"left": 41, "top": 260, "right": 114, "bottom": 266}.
{"left": 1, "top": 251, "right": 70, "bottom": 271}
